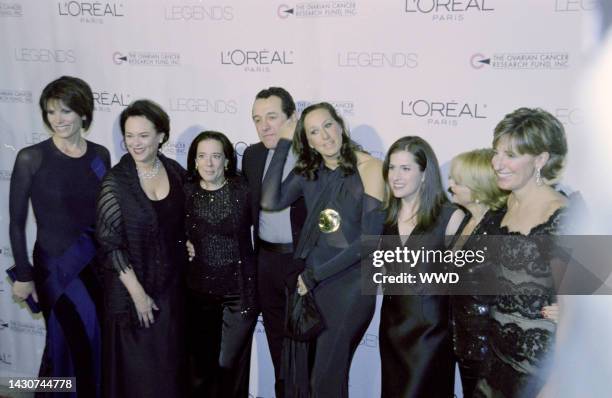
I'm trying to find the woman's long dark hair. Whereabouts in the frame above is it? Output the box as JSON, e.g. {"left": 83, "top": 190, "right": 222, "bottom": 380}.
{"left": 293, "top": 102, "right": 362, "bottom": 180}
{"left": 186, "top": 130, "right": 238, "bottom": 183}
{"left": 382, "top": 136, "right": 448, "bottom": 228}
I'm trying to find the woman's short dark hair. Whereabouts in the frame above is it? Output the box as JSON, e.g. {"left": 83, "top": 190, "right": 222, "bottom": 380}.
{"left": 493, "top": 107, "right": 567, "bottom": 181}
{"left": 39, "top": 76, "right": 94, "bottom": 131}
{"left": 187, "top": 131, "right": 237, "bottom": 182}
{"left": 119, "top": 99, "right": 170, "bottom": 148}
{"left": 254, "top": 87, "right": 296, "bottom": 118}
{"left": 382, "top": 136, "right": 448, "bottom": 228}
{"left": 293, "top": 102, "right": 361, "bottom": 180}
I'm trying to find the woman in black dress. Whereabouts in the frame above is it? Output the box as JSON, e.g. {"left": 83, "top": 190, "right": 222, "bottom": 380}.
{"left": 184, "top": 131, "right": 258, "bottom": 397}
{"left": 475, "top": 108, "right": 568, "bottom": 398}
{"left": 261, "top": 102, "right": 385, "bottom": 397}
{"left": 9, "top": 76, "right": 109, "bottom": 398}
{"left": 379, "top": 136, "right": 465, "bottom": 398}
{"left": 447, "top": 148, "right": 507, "bottom": 397}
{"left": 96, "top": 99, "right": 186, "bottom": 398}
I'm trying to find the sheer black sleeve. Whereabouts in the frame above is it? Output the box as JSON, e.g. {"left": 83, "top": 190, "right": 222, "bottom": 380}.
{"left": 8, "top": 146, "right": 42, "bottom": 281}
{"left": 260, "top": 139, "right": 303, "bottom": 211}
{"left": 95, "top": 174, "right": 131, "bottom": 273}
{"left": 93, "top": 144, "right": 111, "bottom": 170}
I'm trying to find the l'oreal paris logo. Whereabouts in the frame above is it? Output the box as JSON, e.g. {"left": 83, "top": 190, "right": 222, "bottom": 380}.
{"left": 58, "top": 1, "right": 124, "bottom": 17}
{"left": 401, "top": 100, "right": 487, "bottom": 119}
{"left": 221, "top": 49, "right": 294, "bottom": 65}
{"left": 405, "top": 0, "right": 494, "bottom": 13}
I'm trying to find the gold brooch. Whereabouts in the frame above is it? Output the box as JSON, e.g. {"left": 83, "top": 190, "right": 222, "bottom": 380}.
{"left": 319, "top": 209, "right": 341, "bottom": 233}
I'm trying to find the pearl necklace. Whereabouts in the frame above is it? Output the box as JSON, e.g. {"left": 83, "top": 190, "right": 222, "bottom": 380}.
{"left": 137, "top": 157, "right": 160, "bottom": 179}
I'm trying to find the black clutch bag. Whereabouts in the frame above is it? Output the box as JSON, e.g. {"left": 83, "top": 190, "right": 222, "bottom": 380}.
{"left": 285, "top": 289, "right": 325, "bottom": 341}
{"left": 6, "top": 265, "right": 41, "bottom": 313}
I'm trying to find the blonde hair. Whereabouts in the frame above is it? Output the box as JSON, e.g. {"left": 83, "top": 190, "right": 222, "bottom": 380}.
{"left": 450, "top": 148, "right": 508, "bottom": 210}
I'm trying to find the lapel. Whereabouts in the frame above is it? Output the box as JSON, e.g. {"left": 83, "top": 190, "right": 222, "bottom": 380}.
{"left": 251, "top": 143, "right": 268, "bottom": 199}
{"left": 394, "top": 223, "right": 405, "bottom": 248}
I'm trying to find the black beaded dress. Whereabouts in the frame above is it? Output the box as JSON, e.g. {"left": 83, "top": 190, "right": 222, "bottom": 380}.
{"left": 184, "top": 176, "right": 257, "bottom": 398}
{"left": 450, "top": 209, "right": 505, "bottom": 397}
{"left": 475, "top": 207, "right": 567, "bottom": 398}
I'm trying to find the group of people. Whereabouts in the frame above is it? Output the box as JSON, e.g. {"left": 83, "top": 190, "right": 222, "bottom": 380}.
{"left": 9, "top": 76, "right": 570, "bottom": 398}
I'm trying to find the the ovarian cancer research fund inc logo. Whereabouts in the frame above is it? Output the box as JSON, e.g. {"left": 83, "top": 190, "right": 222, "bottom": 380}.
{"left": 471, "top": 51, "right": 570, "bottom": 70}
{"left": 113, "top": 51, "right": 127, "bottom": 65}
{"left": 0, "top": 89, "right": 32, "bottom": 103}
{"left": 277, "top": 2, "right": 357, "bottom": 19}
{"left": 0, "top": 2, "right": 23, "bottom": 17}
{"left": 113, "top": 51, "right": 181, "bottom": 67}
{"left": 470, "top": 53, "right": 489, "bottom": 69}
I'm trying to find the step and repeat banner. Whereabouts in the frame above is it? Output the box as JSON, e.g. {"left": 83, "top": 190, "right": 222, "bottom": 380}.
{"left": 0, "top": 1, "right": 597, "bottom": 397}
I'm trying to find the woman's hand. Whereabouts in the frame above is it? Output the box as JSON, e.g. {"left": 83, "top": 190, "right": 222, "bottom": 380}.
{"left": 186, "top": 240, "right": 195, "bottom": 262}
{"left": 297, "top": 275, "right": 308, "bottom": 296}
{"left": 119, "top": 267, "right": 158, "bottom": 327}
{"left": 132, "top": 291, "right": 159, "bottom": 328}
{"left": 542, "top": 303, "right": 560, "bottom": 323}
{"left": 279, "top": 114, "right": 298, "bottom": 141}
{"left": 12, "top": 281, "right": 38, "bottom": 303}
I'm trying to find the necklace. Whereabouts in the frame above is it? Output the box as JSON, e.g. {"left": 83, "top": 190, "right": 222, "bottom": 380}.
{"left": 137, "top": 157, "right": 160, "bottom": 179}
{"left": 200, "top": 178, "right": 227, "bottom": 192}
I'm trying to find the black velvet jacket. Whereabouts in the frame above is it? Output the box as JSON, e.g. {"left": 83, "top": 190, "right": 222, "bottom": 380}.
{"left": 95, "top": 152, "right": 187, "bottom": 321}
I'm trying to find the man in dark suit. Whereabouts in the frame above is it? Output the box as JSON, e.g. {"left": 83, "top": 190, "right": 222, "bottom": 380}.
{"left": 242, "top": 87, "right": 306, "bottom": 397}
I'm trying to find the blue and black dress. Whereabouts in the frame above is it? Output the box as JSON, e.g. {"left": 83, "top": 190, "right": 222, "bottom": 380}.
{"left": 9, "top": 138, "right": 109, "bottom": 397}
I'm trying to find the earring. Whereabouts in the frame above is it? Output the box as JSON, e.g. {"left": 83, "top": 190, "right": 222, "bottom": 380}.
{"left": 535, "top": 168, "right": 543, "bottom": 186}
{"left": 475, "top": 199, "right": 480, "bottom": 204}
{"left": 195, "top": 163, "right": 198, "bottom": 170}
